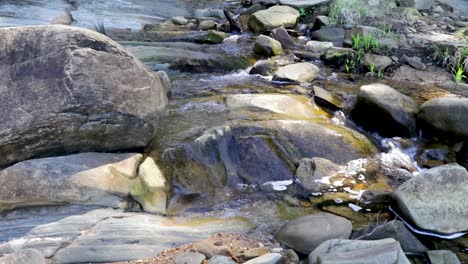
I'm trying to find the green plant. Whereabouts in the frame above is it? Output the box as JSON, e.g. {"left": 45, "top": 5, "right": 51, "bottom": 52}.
{"left": 351, "top": 34, "right": 361, "bottom": 50}
{"left": 377, "top": 69, "right": 383, "bottom": 78}
{"left": 299, "top": 7, "right": 314, "bottom": 22}
{"left": 329, "top": 0, "right": 367, "bottom": 25}
{"left": 362, "top": 34, "right": 380, "bottom": 52}
{"left": 369, "top": 63, "right": 376, "bottom": 74}
{"left": 93, "top": 19, "right": 107, "bottom": 35}
{"left": 345, "top": 58, "right": 355, "bottom": 73}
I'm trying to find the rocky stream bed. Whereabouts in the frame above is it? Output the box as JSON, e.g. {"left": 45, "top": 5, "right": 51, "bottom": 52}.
{"left": 0, "top": 0, "right": 467, "bottom": 263}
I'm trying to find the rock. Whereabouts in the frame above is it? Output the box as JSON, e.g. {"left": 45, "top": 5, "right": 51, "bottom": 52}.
{"left": 0, "top": 206, "right": 252, "bottom": 263}
{"left": 126, "top": 42, "right": 250, "bottom": 73}
{"left": 248, "top": 6, "right": 300, "bottom": 33}
{"left": 194, "top": 238, "right": 231, "bottom": 258}
{"left": 254, "top": 35, "right": 284, "bottom": 57}
{"left": 418, "top": 97, "right": 468, "bottom": 139}
{"left": 243, "top": 253, "right": 282, "bottom": 264}
{"left": 156, "top": 70, "right": 172, "bottom": 96}
{"left": 0, "top": 0, "right": 72, "bottom": 27}
{"left": 209, "top": 256, "right": 237, "bottom": 264}
{"left": 249, "top": 60, "right": 278, "bottom": 76}
{"left": 172, "top": 16, "right": 189, "bottom": 25}
{"left": 352, "top": 220, "right": 428, "bottom": 253}
{"left": 0, "top": 153, "right": 167, "bottom": 213}
{"left": 293, "top": 50, "right": 321, "bottom": 61}
{"left": 363, "top": 54, "right": 393, "bottom": 71}
{"left": 195, "top": 9, "right": 226, "bottom": 19}
{"left": 313, "top": 86, "right": 344, "bottom": 112}
{"left": 427, "top": 250, "right": 461, "bottom": 264}
{"left": 312, "top": 16, "right": 332, "bottom": 30}
{"left": 279, "top": 0, "right": 330, "bottom": 8}
{"left": 271, "top": 26, "right": 295, "bottom": 49}
{"left": 308, "top": 238, "right": 411, "bottom": 264}
{"left": 272, "top": 62, "right": 320, "bottom": 83}
{"left": 130, "top": 157, "right": 167, "bottom": 214}
{"left": 199, "top": 20, "right": 218, "bottom": 30}
{"left": 198, "top": 30, "right": 228, "bottom": 44}
{"left": 243, "top": 4, "right": 267, "bottom": 15}
{"left": 306, "top": 40, "right": 334, "bottom": 54}
{"left": 392, "top": 164, "right": 468, "bottom": 235}
{"left": 321, "top": 47, "right": 356, "bottom": 66}
{"left": 285, "top": 249, "right": 300, "bottom": 263}
{"left": 404, "top": 56, "right": 427, "bottom": 71}
{"left": 243, "top": 247, "right": 269, "bottom": 259}
{"left": 397, "top": 0, "right": 436, "bottom": 10}
{"left": 295, "top": 158, "right": 340, "bottom": 193}
{"left": 274, "top": 213, "right": 352, "bottom": 254}
{"left": 350, "top": 83, "right": 419, "bottom": 137}
{"left": 0, "top": 25, "right": 167, "bottom": 168}
{"left": 310, "top": 28, "right": 345, "bottom": 46}
{"left": 0, "top": 249, "right": 46, "bottom": 264}
{"left": 175, "top": 252, "right": 206, "bottom": 264}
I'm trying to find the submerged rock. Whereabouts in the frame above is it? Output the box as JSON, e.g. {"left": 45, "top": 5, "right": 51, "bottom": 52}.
{"left": 392, "top": 164, "right": 468, "bottom": 235}
{"left": 308, "top": 238, "right": 411, "bottom": 264}
{"left": 274, "top": 213, "right": 352, "bottom": 254}
{"left": 248, "top": 6, "right": 300, "bottom": 33}
{"left": 0, "top": 25, "right": 168, "bottom": 168}
{"left": 272, "top": 62, "right": 320, "bottom": 83}
{"left": 350, "top": 83, "right": 419, "bottom": 137}
{"left": 418, "top": 97, "right": 468, "bottom": 139}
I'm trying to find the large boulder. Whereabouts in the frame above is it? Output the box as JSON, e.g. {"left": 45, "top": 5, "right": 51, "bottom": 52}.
{"left": 0, "top": 153, "right": 167, "bottom": 214}
{"left": 308, "top": 238, "right": 411, "bottom": 264}
{"left": 272, "top": 62, "right": 320, "bottom": 83}
{"left": 0, "top": 25, "right": 168, "bottom": 168}
{"left": 248, "top": 6, "right": 300, "bottom": 33}
{"left": 350, "top": 83, "right": 418, "bottom": 137}
{"left": 274, "top": 213, "right": 352, "bottom": 254}
{"left": 392, "top": 164, "right": 468, "bottom": 235}
{"left": 418, "top": 97, "right": 468, "bottom": 139}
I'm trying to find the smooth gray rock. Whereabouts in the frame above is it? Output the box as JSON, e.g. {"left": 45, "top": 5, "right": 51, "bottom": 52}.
{"left": 175, "top": 252, "right": 206, "bottom": 264}
{"left": 0, "top": 206, "right": 252, "bottom": 263}
{"left": 306, "top": 40, "right": 334, "bottom": 54}
{"left": 352, "top": 220, "right": 428, "bottom": 253}
{"left": 254, "top": 35, "right": 284, "bottom": 57}
{"left": 308, "top": 238, "right": 411, "bottom": 264}
{"left": 392, "top": 164, "right": 468, "bottom": 235}
{"left": 243, "top": 253, "right": 282, "bottom": 264}
{"left": 296, "top": 158, "right": 340, "bottom": 192}
{"left": 248, "top": 6, "right": 300, "bottom": 33}
{"left": 0, "top": 249, "right": 46, "bottom": 264}
{"left": 350, "top": 83, "right": 418, "bottom": 137}
{"left": 195, "top": 9, "right": 226, "bottom": 19}
{"left": 209, "top": 256, "right": 237, "bottom": 264}
{"left": 272, "top": 62, "right": 320, "bottom": 83}
{"left": 311, "top": 28, "right": 345, "bottom": 46}
{"left": 199, "top": 20, "right": 217, "bottom": 30}
{"left": 363, "top": 54, "right": 393, "bottom": 71}
{"left": 404, "top": 56, "right": 427, "bottom": 71}
{"left": 427, "top": 250, "right": 461, "bottom": 264}
{"left": 172, "top": 16, "right": 189, "bottom": 25}
{"left": 0, "top": 25, "right": 168, "bottom": 168}
{"left": 274, "top": 213, "right": 352, "bottom": 254}
{"left": 418, "top": 97, "right": 468, "bottom": 139}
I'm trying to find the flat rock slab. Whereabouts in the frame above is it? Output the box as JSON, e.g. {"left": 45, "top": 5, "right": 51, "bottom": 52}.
{"left": 0, "top": 0, "right": 72, "bottom": 27}
{"left": 0, "top": 206, "right": 252, "bottom": 263}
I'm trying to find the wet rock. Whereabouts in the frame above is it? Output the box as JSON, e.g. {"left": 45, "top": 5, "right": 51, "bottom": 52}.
{"left": 313, "top": 86, "right": 345, "bottom": 112}
{"left": 295, "top": 158, "right": 340, "bottom": 193}
{"left": 254, "top": 35, "right": 284, "bottom": 57}
{"left": 271, "top": 26, "right": 295, "bottom": 49}
{"left": 392, "top": 164, "right": 468, "bottom": 235}
{"left": 200, "top": 20, "right": 218, "bottom": 30}
{"left": 198, "top": 30, "right": 228, "bottom": 44}
{"left": 272, "top": 62, "right": 320, "bottom": 83}
{"left": 280, "top": 0, "right": 330, "bottom": 8}
{"left": 352, "top": 220, "right": 428, "bottom": 253}
{"left": 243, "top": 4, "right": 267, "bottom": 15}
{"left": 195, "top": 9, "right": 226, "bottom": 20}
{"left": 306, "top": 40, "right": 334, "bottom": 54}
{"left": 172, "top": 16, "right": 189, "bottom": 25}
{"left": 350, "top": 83, "right": 419, "bottom": 137}
{"left": 0, "top": 249, "right": 46, "bottom": 264}
{"left": 209, "top": 256, "right": 237, "bottom": 264}
{"left": 427, "top": 250, "right": 462, "bottom": 264}
{"left": 243, "top": 253, "right": 282, "bottom": 264}
{"left": 0, "top": 25, "right": 168, "bottom": 168}
{"left": 175, "top": 252, "right": 206, "bottom": 264}
{"left": 418, "top": 97, "right": 468, "bottom": 139}
{"left": 0, "top": 1, "right": 72, "bottom": 27}
{"left": 274, "top": 213, "right": 352, "bottom": 254}
{"left": 156, "top": 70, "right": 172, "bottom": 97}
{"left": 363, "top": 54, "right": 393, "bottom": 71}
{"left": 248, "top": 6, "right": 300, "bottom": 33}
{"left": 359, "top": 191, "right": 392, "bottom": 211}
{"left": 403, "top": 56, "right": 427, "bottom": 71}
{"left": 249, "top": 60, "right": 278, "bottom": 76}
{"left": 310, "top": 28, "right": 345, "bottom": 46}
{"left": 417, "top": 143, "right": 456, "bottom": 168}
{"left": 308, "top": 238, "right": 411, "bottom": 264}
{"left": 293, "top": 50, "right": 322, "bottom": 61}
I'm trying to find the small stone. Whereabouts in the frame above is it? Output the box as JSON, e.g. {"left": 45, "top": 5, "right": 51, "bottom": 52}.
{"left": 209, "top": 255, "right": 237, "bottom": 264}
{"left": 171, "top": 16, "right": 188, "bottom": 25}
{"left": 272, "top": 62, "right": 320, "bottom": 83}
{"left": 306, "top": 40, "right": 334, "bottom": 54}
{"left": 254, "top": 35, "right": 284, "bottom": 57}
{"left": 194, "top": 238, "right": 231, "bottom": 258}
{"left": 199, "top": 20, "right": 217, "bottom": 30}
{"left": 404, "top": 56, "right": 427, "bottom": 71}
{"left": 271, "top": 26, "right": 295, "bottom": 49}
{"left": 243, "top": 253, "right": 283, "bottom": 264}
{"left": 249, "top": 60, "right": 278, "bottom": 76}
{"left": 175, "top": 252, "right": 206, "bottom": 264}
{"left": 363, "top": 53, "right": 392, "bottom": 71}
{"left": 199, "top": 30, "right": 228, "bottom": 44}
{"left": 427, "top": 250, "right": 461, "bottom": 264}
{"left": 242, "top": 247, "right": 269, "bottom": 260}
